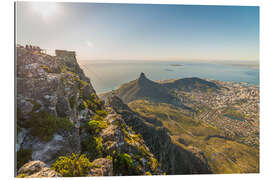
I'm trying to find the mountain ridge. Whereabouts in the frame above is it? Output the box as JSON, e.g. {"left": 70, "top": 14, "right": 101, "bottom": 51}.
{"left": 100, "top": 72, "right": 220, "bottom": 106}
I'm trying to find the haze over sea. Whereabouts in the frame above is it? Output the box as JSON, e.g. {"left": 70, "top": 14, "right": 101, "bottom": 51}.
{"left": 79, "top": 60, "right": 259, "bottom": 94}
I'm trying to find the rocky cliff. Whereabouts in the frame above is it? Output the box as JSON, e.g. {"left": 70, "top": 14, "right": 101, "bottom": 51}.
{"left": 16, "top": 45, "right": 163, "bottom": 177}
{"left": 106, "top": 96, "right": 212, "bottom": 174}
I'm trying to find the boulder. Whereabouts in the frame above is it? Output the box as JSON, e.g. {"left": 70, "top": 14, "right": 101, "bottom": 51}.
{"left": 88, "top": 158, "right": 113, "bottom": 176}
{"left": 17, "top": 161, "right": 62, "bottom": 178}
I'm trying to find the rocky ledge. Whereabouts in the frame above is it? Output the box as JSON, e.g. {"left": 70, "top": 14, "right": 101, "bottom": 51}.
{"left": 16, "top": 45, "right": 163, "bottom": 177}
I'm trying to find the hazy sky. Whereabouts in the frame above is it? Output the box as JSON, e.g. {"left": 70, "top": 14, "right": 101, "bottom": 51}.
{"left": 16, "top": 2, "right": 259, "bottom": 61}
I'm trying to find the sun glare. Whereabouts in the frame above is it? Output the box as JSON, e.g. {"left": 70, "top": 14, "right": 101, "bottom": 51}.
{"left": 31, "top": 2, "right": 59, "bottom": 20}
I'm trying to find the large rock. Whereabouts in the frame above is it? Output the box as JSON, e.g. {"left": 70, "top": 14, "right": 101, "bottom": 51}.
{"left": 16, "top": 46, "right": 96, "bottom": 167}
{"left": 88, "top": 158, "right": 113, "bottom": 176}
{"left": 17, "top": 161, "right": 62, "bottom": 178}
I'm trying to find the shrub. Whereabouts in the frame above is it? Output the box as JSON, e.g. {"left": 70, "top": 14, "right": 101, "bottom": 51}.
{"left": 22, "top": 111, "right": 73, "bottom": 142}
{"left": 113, "top": 153, "right": 139, "bottom": 175}
{"left": 17, "top": 149, "right": 32, "bottom": 170}
{"left": 40, "top": 65, "right": 51, "bottom": 73}
{"left": 106, "top": 155, "right": 113, "bottom": 160}
{"left": 78, "top": 79, "right": 88, "bottom": 89}
{"left": 81, "top": 136, "right": 104, "bottom": 160}
{"left": 96, "top": 110, "right": 108, "bottom": 117}
{"left": 81, "top": 95, "right": 103, "bottom": 112}
{"left": 149, "top": 157, "right": 158, "bottom": 171}
{"left": 69, "top": 96, "right": 76, "bottom": 109}
{"left": 17, "top": 173, "right": 27, "bottom": 178}
{"left": 78, "top": 100, "right": 88, "bottom": 111}
{"left": 88, "top": 115, "right": 108, "bottom": 133}
{"left": 51, "top": 153, "right": 93, "bottom": 177}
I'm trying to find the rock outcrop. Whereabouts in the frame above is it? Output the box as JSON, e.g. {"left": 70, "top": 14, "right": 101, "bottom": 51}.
{"left": 16, "top": 46, "right": 98, "bottom": 168}
{"left": 16, "top": 45, "right": 162, "bottom": 177}
{"left": 88, "top": 158, "right": 113, "bottom": 176}
{"left": 16, "top": 161, "right": 62, "bottom": 178}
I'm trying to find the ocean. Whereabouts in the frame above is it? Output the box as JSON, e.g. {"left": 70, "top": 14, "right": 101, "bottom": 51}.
{"left": 79, "top": 60, "right": 259, "bottom": 94}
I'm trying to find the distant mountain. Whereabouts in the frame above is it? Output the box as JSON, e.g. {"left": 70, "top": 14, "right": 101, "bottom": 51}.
{"left": 100, "top": 73, "right": 220, "bottom": 105}
{"left": 161, "top": 77, "right": 220, "bottom": 92}
{"left": 102, "top": 72, "right": 177, "bottom": 104}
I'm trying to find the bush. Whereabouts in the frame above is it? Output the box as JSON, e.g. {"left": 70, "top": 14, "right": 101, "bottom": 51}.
{"left": 17, "top": 149, "right": 32, "bottom": 170}
{"left": 96, "top": 110, "right": 108, "bottom": 117}
{"left": 78, "top": 100, "right": 88, "bottom": 110}
{"left": 17, "top": 173, "right": 27, "bottom": 178}
{"left": 81, "top": 136, "right": 104, "bottom": 160}
{"left": 113, "top": 153, "right": 139, "bottom": 175}
{"left": 40, "top": 64, "right": 51, "bottom": 73}
{"left": 149, "top": 157, "right": 158, "bottom": 171}
{"left": 22, "top": 111, "right": 73, "bottom": 142}
{"left": 69, "top": 96, "right": 76, "bottom": 109}
{"left": 51, "top": 153, "right": 93, "bottom": 177}
{"left": 106, "top": 155, "right": 113, "bottom": 160}
{"left": 88, "top": 115, "right": 108, "bottom": 133}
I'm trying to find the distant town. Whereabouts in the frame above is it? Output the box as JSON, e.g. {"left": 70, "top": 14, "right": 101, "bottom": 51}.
{"left": 176, "top": 80, "right": 259, "bottom": 147}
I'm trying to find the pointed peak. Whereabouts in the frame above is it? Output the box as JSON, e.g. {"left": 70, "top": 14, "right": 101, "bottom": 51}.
{"left": 139, "top": 72, "right": 146, "bottom": 79}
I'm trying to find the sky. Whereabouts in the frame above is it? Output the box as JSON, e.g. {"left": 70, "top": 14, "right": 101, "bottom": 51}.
{"left": 16, "top": 2, "right": 259, "bottom": 61}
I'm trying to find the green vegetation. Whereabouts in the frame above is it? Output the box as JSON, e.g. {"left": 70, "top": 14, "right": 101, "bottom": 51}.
{"left": 223, "top": 108, "right": 246, "bottom": 121}
{"left": 40, "top": 64, "right": 51, "bottom": 73}
{"left": 129, "top": 99, "right": 259, "bottom": 174}
{"left": 88, "top": 119, "right": 108, "bottom": 133}
{"left": 78, "top": 100, "right": 88, "bottom": 111}
{"left": 17, "top": 174, "right": 27, "bottom": 178}
{"left": 149, "top": 157, "right": 158, "bottom": 171}
{"left": 69, "top": 95, "right": 76, "bottom": 109}
{"left": 88, "top": 114, "right": 108, "bottom": 133}
{"left": 20, "top": 110, "right": 72, "bottom": 142}
{"left": 106, "top": 155, "right": 113, "bottom": 161}
{"left": 28, "top": 100, "right": 41, "bottom": 112}
{"left": 81, "top": 136, "right": 104, "bottom": 160}
{"left": 79, "top": 93, "right": 103, "bottom": 112}
{"left": 51, "top": 153, "right": 93, "bottom": 177}
{"left": 113, "top": 153, "right": 139, "bottom": 175}
{"left": 17, "top": 149, "right": 32, "bottom": 170}
{"left": 96, "top": 109, "right": 108, "bottom": 117}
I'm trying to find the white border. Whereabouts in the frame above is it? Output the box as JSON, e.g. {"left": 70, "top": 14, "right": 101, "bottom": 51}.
{"left": 1, "top": 0, "right": 270, "bottom": 179}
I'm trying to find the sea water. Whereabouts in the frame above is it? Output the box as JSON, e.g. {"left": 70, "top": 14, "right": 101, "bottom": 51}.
{"left": 79, "top": 60, "right": 259, "bottom": 94}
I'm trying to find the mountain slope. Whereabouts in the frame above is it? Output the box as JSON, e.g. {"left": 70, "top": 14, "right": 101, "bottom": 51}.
{"left": 107, "top": 96, "right": 212, "bottom": 174}
{"left": 100, "top": 73, "right": 220, "bottom": 106}
{"left": 160, "top": 77, "right": 220, "bottom": 92}
{"left": 101, "top": 72, "right": 178, "bottom": 104}
{"left": 129, "top": 99, "right": 259, "bottom": 174}
{"left": 16, "top": 46, "right": 163, "bottom": 177}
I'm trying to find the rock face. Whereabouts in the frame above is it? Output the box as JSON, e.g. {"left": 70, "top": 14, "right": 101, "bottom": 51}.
{"left": 16, "top": 45, "right": 162, "bottom": 177}
{"left": 99, "top": 108, "right": 163, "bottom": 175}
{"left": 17, "top": 161, "right": 62, "bottom": 178}
{"left": 16, "top": 45, "right": 212, "bottom": 177}
{"left": 88, "top": 158, "right": 113, "bottom": 176}
{"left": 106, "top": 96, "right": 212, "bottom": 174}
{"left": 16, "top": 46, "right": 97, "bottom": 168}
